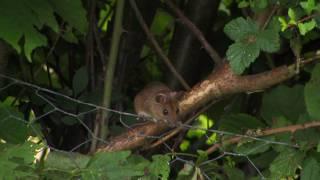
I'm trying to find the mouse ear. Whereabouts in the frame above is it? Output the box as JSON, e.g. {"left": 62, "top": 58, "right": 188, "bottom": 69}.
{"left": 169, "top": 91, "right": 184, "bottom": 100}
{"left": 155, "top": 93, "right": 167, "bottom": 103}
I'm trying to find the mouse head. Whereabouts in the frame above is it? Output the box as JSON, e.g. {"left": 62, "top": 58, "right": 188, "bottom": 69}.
{"left": 151, "top": 92, "right": 180, "bottom": 122}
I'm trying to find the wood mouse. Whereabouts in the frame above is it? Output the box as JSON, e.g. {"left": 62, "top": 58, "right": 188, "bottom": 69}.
{"left": 134, "top": 82, "right": 181, "bottom": 124}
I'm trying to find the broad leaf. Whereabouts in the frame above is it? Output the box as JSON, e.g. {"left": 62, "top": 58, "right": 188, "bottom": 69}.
{"left": 226, "top": 41, "right": 260, "bottom": 74}
{"left": 224, "top": 17, "right": 258, "bottom": 41}
{"left": 149, "top": 155, "right": 171, "bottom": 180}
{"left": 0, "top": 142, "right": 38, "bottom": 178}
{"left": 85, "top": 151, "right": 146, "bottom": 179}
{"left": 301, "top": 157, "right": 320, "bottom": 180}
{"left": 0, "top": 103, "right": 29, "bottom": 144}
{"left": 261, "top": 85, "right": 306, "bottom": 124}
{"left": 48, "top": 0, "right": 87, "bottom": 33}
{"left": 257, "top": 29, "right": 280, "bottom": 53}
{"left": 269, "top": 149, "right": 304, "bottom": 179}
{"left": 305, "top": 64, "right": 320, "bottom": 119}
{"left": 72, "top": 66, "right": 89, "bottom": 96}
{"left": 219, "top": 113, "right": 265, "bottom": 134}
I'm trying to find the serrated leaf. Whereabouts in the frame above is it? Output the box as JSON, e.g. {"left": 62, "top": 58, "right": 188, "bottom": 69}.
{"left": 177, "top": 163, "right": 194, "bottom": 179}
{"left": 0, "top": 103, "right": 29, "bottom": 144}
{"left": 149, "top": 155, "right": 170, "bottom": 180}
{"left": 305, "top": 64, "right": 320, "bottom": 119}
{"left": 278, "top": 16, "right": 288, "bottom": 31}
{"left": 238, "top": 1, "right": 250, "bottom": 8}
{"left": 301, "top": 158, "right": 320, "bottom": 180}
{"left": 0, "top": 0, "right": 48, "bottom": 62}
{"left": 261, "top": 85, "right": 306, "bottom": 124}
{"left": 226, "top": 41, "right": 260, "bottom": 74}
{"left": 224, "top": 17, "right": 258, "bottom": 41}
{"left": 0, "top": 0, "right": 86, "bottom": 61}
{"left": 219, "top": 113, "right": 265, "bottom": 134}
{"left": 224, "top": 166, "right": 245, "bottom": 180}
{"left": 257, "top": 29, "right": 280, "bottom": 53}
{"left": 252, "top": 0, "right": 268, "bottom": 10}
{"left": 48, "top": 0, "right": 87, "bottom": 33}
{"left": 235, "top": 139, "right": 271, "bottom": 155}
{"left": 45, "top": 151, "right": 90, "bottom": 171}
{"left": 269, "top": 149, "right": 304, "bottom": 179}
{"left": 300, "top": 0, "right": 316, "bottom": 15}
{"left": 288, "top": 8, "right": 297, "bottom": 23}
{"left": 28, "top": 0, "right": 59, "bottom": 32}
{"left": 85, "top": 151, "right": 146, "bottom": 179}
{"left": 0, "top": 142, "right": 39, "bottom": 178}
{"left": 298, "top": 20, "right": 317, "bottom": 35}
{"left": 73, "top": 67, "right": 88, "bottom": 96}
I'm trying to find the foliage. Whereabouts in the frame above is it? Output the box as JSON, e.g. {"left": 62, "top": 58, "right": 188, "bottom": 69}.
{"left": 0, "top": 0, "right": 320, "bottom": 179}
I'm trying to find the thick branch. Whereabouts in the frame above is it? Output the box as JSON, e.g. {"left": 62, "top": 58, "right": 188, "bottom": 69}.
{"left": 97, "top": 62, "right": 296, "bottom": 152}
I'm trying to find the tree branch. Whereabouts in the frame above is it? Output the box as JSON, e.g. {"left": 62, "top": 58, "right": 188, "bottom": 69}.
{"left": 129, "top": 0, "right": 190, "bottom": 90}
{"left": 165, "top": 0, "right": 222, "bottom": 65}
{"left": 97, "top": 61, "right": 298, "bottom": 152}
{"left": 206, "top": 121, "right": 320, "bottom": 154}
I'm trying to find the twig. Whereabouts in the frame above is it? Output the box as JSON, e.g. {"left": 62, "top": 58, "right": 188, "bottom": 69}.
{"left": 165, "top": 0, "right": 222, "bottom": 65}
{"left": 288, "top": 14, "right": 319, "bottom": 28}
{"left": 206, "top": 121, "right": 320, "bottom": 154}
{"left": 262, "top": 4, "right": 279, "bottom": 30}
{"left": 129, "top": 0, "right": 190, "bottom": 90}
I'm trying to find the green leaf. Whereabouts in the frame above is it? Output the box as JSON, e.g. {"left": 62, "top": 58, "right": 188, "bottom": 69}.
{"left": 0, "top": 141, "right": 39, "bottom": 178}
{"left": 187, "top": 114, "right": 214, "bottom": 138}
{"left": 48, "top": 0, "right": 87, "bottom": 33}
{"left": 151, "top": 10, "right": 174, "bottom": 35}
{"left": 85, "top": 151, "right": 146, "bottom": 179}
{"left": 257, "top": 29, "right": 280, "bottom": 53}
{"left": 28, "top": 0, "right": 59, "bottom": 32}
{"left": 301, "top": 158, "right": 320, "bottom": 180}
{"left": 177, "top": 163, "right": 195, "bottom": 180}
{"left": 238, "top": 1, "right": 250, "bottom": 8}
{"left": 61, "top": 116, "right": 79, "bottom": 126}
{"left": 224, "top": 17, "right": 259, "bottom": 41}
{"left": 0, "top": 0, "right": 86, "bottom": 61}
{"left": 0, "top": 0, "right": 48, "bottom": 61}
{"left": 269, "top": 149, "right": 304, "bottom": 179}
{"left": 235, "top": 139, "right": 271, "bottom": 155}
{"left": 252, "top": 0, "right": 269, "bottom": 11}
{"left": 226, "top": 41, "right": 260, "bottom": 74}
{"left": 220, "top": 113, "right": 265, "bottom": 134}
{"left": 298, "top": 20, "right": 317, "bottom": 35}
{"left": 300, "top": 0, "right": 316, "bottom": 15}
{"left": 288, "top": 8, "right": 297, "bottom": 24}
{"left": 0, "top": 103, "right": 29, "bottom": 144}
{"left": 45, "top": 151, "right": 90, "bottom": 171}
{"left": 294, "top": 128, "right": 320, "bottom": 150}
{"left": 179, "top": 140, "right": 190, "bottom": 151}
{"left": 261, "top": 85, "right": 306, "bottom": 124}
{"left": 278, "top": 16, "right": 289, "bottom": 31}
{"left": 224, "top": 166, "right": 245, "bottom": 180}
{"left": 305, "top": 64, "right": 320, "bottom": 119}
{"left": 73, "top": 66, "right": 89, "bottom": 96}
{"left": 149, "top": 155, "right": 170, "bottom": 180}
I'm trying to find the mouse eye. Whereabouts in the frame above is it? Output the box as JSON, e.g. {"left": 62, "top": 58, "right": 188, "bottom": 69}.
{"left": 176, "top": 108, "right": 179, "bottom": 114}
{"left": 163, "top": 109, "right": 169, "bottom": 115}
